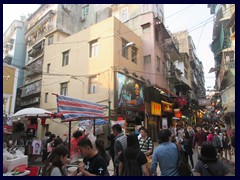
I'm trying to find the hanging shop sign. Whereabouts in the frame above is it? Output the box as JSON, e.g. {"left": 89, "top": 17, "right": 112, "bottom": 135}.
{"left": 151, "top": 101, "right": 161, "bottom": 116}
{"left": 162, "top": 118, "right": 168, "bottom": 129}
{"left": 176, "top": 97, "right": 187, "bottom": 107}
{"left": 161, "top": 100, "right": 173, "bottom": 113}
{"left": 174, "top": 109, "right": 182, "bottom": 118}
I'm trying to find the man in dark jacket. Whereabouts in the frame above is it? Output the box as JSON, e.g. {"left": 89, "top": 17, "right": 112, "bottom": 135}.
{"left": 192, "top": 126, "right": 207, "bottom": 157}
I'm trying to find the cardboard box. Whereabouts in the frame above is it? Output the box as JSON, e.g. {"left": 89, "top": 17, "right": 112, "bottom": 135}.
{"left": 5, "top": 156, "right": 28, "bottom": 172}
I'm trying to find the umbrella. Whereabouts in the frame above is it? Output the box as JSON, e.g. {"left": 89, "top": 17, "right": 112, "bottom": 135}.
{"left": 11, "top": 107, "right": 52, "bottom": 120}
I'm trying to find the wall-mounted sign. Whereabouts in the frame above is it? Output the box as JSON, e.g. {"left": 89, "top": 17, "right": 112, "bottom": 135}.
{"left": 161, "top": 100, "right": 173, "bottom": 113}
{"left": 151, "top": 101, "right": 161, "bottom": 116}
{"left": 116, "top": 72, "right": 144, "bottom": 111}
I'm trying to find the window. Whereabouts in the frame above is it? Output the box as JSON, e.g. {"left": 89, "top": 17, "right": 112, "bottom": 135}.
{"left": 144, "top": 55, "right": 151, "bottom": 64}
{"left": 47, "top": 63, "right": 50, "bottom": 73}
{"left": 60, "top": 82, "right": 68, "bottom": 96}
{"left": 62, "top": 50, "right": 69, "bottom": 66}
{"left": 141, "top": 4, "right": 150, "bottom": 13}
{"left": 44, "top": 93, "right": 48, "bottom": 103}
{"left": 162, "top": 61, "right": 166, "bottom": 76}
{"left": 48, "top": 35, "right": 53, "bottom": 45}
{"left": 122, "top": 39, "right": 128, "bottom": 59}
{"left": 156, "top": 56, "right": 160, "bottom": 72}
{"left": 82, "top": 4, "right": 89, "bottom": 17}
{"left": 120, "top": 8, "right": 128, "bottom": 22}
{"left": 131, "top": 47, "right": 137, "bottom": 64}
{"left": 88, "top": 76, "right": 98, "bottom": 94}
{"left": 89, "top": 39, "right": 99, "bottom": 58}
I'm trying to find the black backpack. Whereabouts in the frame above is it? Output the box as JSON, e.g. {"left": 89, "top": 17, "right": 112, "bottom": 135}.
{"left": 123, "top": 150, "right": 142, "bottom": 176}
{"left": 175, "top": 143, "right": 193, "bottom": 176}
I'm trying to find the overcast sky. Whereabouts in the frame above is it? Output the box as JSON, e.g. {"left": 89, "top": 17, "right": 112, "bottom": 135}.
{"left": 3, "top": 4, "right": 215, "bottom": 89}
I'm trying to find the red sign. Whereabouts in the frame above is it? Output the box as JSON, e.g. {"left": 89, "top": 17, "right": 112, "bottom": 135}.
{"left": 177, "top": 97, "right": 187, "bottom": 107}
{"left": 3, "top": 125, "right": 12, "bottom": 134}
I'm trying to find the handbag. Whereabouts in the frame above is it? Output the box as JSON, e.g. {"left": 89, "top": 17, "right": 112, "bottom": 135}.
{"left": 175, "top": 143, "right": 193, "bottom": 176}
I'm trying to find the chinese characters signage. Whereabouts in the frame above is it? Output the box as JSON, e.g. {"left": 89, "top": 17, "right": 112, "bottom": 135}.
{"left": 151, "top": 101, "right": 161, "bottom": 116}
{"left": 161, "top": 100, "right": 173, "bottom": 113}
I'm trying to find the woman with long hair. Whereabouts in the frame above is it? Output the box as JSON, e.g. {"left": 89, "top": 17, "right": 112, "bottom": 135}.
{"left": 95, "top": 139, "right": 110, "bottom": 166}
{"left": 42, "top": 145, "right": 77, "bottom": 176}
{"left": 118, "top": 132, "right": 149, "bottom": 176}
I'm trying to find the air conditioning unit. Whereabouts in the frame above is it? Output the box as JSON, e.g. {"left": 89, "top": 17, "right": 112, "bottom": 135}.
{"left": 80, "top": 17, "right": 85, "bottom": 23}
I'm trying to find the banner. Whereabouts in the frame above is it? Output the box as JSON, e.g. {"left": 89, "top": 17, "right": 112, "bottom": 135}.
{"left": 162, "top": 118, "right": 168, "bottom": 129}
{"left": 116, "top": 72, "right": 144, "bottom": 111}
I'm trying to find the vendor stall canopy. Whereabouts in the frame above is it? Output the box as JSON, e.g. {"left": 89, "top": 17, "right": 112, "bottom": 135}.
{"left": 56, "top": 95, "right": 105, "bottom": 121}
{"left": 11, "top": 108, "right": 52, "bottom": 121}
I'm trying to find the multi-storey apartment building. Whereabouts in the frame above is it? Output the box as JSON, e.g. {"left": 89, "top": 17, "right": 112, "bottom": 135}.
{"left": 41, "top": 16, "right": 142, "bottom": 137}
{"left": 173, "top": 31, "right": 206, "bottom": 101}
{"left": 3, "top": 20, "right": 27, "bottom": 113}
{"left": 21, "top": 4, "right": 83, "bottom": 109}
{"left": 208, "top": 4, "right": 235, "bottom": 128}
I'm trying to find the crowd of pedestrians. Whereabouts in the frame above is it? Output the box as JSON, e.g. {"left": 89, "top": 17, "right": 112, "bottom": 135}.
{"left": 36, "top": 120, "right": 235, "bottom": 176}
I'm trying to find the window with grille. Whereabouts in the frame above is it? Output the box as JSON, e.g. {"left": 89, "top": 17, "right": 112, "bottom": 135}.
{"left": 45, "top": 93, "right": 48, "bottom": 103}
{"left": 88, "top": 76, "right": 98, "bottom": 94}
{"left": 122, "top": 39, "right": 128, "bottom": 59}
{"left": 156, "top": 56, "right": 160, "bottom": 72}
{"left": 89, "top": 39, "right": 99, "bottom": 58}
{"left": 60, "top": 82, "right": 68, "bottom": 96}
{"left": 141, "top": 4, "right": 150, "bottom": 13}
{"left": 48, "top": 35, "right": 53, "bottom": 45}
{"left": 82, "top": 4, "right": 89, "bottom": 17}
{"left": 131, "top": 47, "right": 137, "bottom": 64}
{"left": 144, "top": 55, "right": 151, "bottom": 64}
{"left": 62, "top": 50, "right": 69, "bottom": 66}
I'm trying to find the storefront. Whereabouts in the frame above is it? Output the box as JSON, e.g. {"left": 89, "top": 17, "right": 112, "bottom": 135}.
{"left": 145, "top": 85, "right": 177, "bottom": 141}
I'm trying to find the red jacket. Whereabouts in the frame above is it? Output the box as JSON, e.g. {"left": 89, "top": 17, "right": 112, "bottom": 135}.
{"left": 192, "top": 131, "right": 207, "bottom": 148}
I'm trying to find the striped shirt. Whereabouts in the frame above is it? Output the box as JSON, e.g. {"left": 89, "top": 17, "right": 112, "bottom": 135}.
{"left": 139, "top": 136, "right": 153, "bottom": 154}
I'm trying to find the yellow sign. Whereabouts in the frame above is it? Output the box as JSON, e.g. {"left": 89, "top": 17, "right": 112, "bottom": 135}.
{"left": 161, "top": 100, "right": 173, "bottom": 113}
{"left": 151, "top": 102, "right": 161, "bottom": 116}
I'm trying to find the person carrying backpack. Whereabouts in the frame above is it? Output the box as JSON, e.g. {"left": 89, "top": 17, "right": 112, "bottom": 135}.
{"left": 118, "top": 132, "right": 149, "bottom": 176}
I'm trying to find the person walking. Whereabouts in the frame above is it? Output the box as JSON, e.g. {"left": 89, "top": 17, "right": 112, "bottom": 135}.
{"left": 118, "top": 132, "right": 149, "bottom": 176}
{"left": 192, "top": 126, "right": 207, "bottom": 157}
{"left": 42, "top": 132, "right": 51, "bottom": 162}
{"left": 150, "top": 129, "right": 179, "bottom": 176}
{"left": 183, "top": 131, "right": 194, "bottom": 170}
{"left": 112, "top": 124, "right": 127, "bottom": 176}
{"left": 193, "top": 142, "right": 229, "bottom": 176}
{"left": 222, "top": 130, "right": 232, "bottom": 163}
{"left": 139, "top": 127, "right": 153, "bottom": 156}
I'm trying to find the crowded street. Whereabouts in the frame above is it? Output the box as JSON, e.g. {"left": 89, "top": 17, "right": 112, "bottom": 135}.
{"left": 3, "top": 4, "right": 235, "bottom": 176}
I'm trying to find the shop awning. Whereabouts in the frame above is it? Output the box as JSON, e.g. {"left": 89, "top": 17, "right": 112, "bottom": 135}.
{"left": 151, "top": 84, "right": 178, "bottom": 98}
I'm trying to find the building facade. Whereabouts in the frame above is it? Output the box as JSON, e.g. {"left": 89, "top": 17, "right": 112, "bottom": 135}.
{"left": 41, "top": 17, "right": 142, "bottom": 137}
{"left": 208, "top": 4, "right": 235, "bottom": 128}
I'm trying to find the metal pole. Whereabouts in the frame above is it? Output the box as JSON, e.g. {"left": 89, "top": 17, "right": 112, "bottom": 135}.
{"left": 68, "top": 121, "right": 71, "bottom": 158}
{"left": 93, "top": 119, "right": 96, "bottom": 136}
{"left": 108, "top": 100, "right": 111, "bottom": 135}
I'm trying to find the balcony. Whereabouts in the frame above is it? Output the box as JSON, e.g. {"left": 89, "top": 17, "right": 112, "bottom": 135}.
{"left": 168, "top": 65, "right": 182, "bottom": 83}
